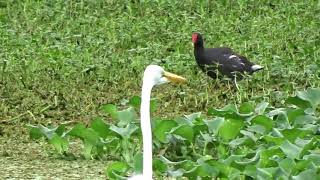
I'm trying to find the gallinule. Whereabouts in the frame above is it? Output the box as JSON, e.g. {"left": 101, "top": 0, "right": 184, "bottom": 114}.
{"left": 192, "top": 32, "right": 263, "bottom": 85}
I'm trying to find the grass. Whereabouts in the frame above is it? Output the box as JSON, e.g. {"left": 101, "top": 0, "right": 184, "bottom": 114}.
{"left": 0, "top": 0, "right": 319, "bottom": 179}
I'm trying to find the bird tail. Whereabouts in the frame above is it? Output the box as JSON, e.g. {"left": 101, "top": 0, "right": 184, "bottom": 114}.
{"left": 251, "top": 64, "right": 264, "bottom": 72}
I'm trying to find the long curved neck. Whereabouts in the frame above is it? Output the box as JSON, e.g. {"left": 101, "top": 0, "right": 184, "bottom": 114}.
{"left": 140, "top": 80, "right": 153, "bottom": 179}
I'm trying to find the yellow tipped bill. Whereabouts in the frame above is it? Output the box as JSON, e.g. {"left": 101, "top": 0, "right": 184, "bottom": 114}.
{"left": 163, "top": 71, "right": 186, "bottom": 83}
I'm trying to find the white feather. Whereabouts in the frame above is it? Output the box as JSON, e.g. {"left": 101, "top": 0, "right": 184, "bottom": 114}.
{"left": 251, "top": 65, "right": 263, "bottom": 71}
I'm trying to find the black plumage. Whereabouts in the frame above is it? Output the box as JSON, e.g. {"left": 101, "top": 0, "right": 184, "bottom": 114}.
{"left": 192, "top": 32, "right": 263, "bottom": 81}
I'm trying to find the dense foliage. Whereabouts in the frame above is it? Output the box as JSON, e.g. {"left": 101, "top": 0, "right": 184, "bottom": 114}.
{"left": 29, "top": 88, "right": 320, "bottom": 179}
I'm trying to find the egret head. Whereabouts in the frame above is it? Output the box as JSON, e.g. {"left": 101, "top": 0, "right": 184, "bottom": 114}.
{"left": 143, "top": 65, "right": 186, "bottom": 86}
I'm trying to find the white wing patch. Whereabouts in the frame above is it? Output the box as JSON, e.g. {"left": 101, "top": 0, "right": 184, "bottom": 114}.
{"left": 228, "top": 55, "right": 238, "bottom": 59}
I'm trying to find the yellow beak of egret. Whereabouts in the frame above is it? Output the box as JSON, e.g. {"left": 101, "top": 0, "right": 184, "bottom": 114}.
{"left": 163, "top": 71, "right": 186, "bottom": 84}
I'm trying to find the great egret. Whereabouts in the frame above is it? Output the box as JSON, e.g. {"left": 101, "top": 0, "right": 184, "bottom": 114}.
{"left": 128, "top": 65, "right": 186, "bottom": 180}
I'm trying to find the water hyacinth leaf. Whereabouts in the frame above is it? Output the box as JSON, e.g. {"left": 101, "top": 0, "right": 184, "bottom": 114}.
{"left": 117, "top": 107, "right": 137, "bottom": 126}
{"left": 218, "top": 119, "right": 244, "bottom": 140}
{"left": 229, "top": 137, "right": 249, "bottom": 148}
{"left": 133, "top": 152, "right": 142, "bottom": 174}
{"left": 294, "top": 115, "right": 318, "bottom": 126}
{"left": 298, "top": 138, "right": 317, "bottom": 158}
{"left": 279, "top": 158, "right": 296, "bottom": 175}
{"left": 184, "top": 112, "right": 201, "bottom": 122}
{"left": 251, "top": 115, "right": 274, "bottom": 132}
{"left": 28, "top": 125, "right": 44, "bottom": 140}
{"left": 101, "top": 104, "right": 118, "bottom": 119}
{"left": 48, "top": 134, "right": 69, "bottom": 154}
{"left": 255, "top": 101, "right": 269, "bottom": 115}
{"left": 259, "top": 147, "right": 283, "bottom": 167}
{"left": 263, "top": 135, "right": 285, "bottom": 145}
{"left": 243, "top": 165, "right": 258, "bottom": 178}
{"left": 195, "top": 161, "right": 219, "bottom": 177}
{"left": 235, "top": 150, "right": 260, "bottom": 165}
{"left": 168, "top": 168, "right": 186, "bottom": 177}
{"left": 110, "top": 124, "right": 138, "bottom": 139}
{"left": 280, "top": 140, "right": 302, "bottom": 159}
{"left": 68, "top": 123, "right": 87, "bottom": 138}
{"left": 240, "top": 130, "right": 258, "bottom": 142}
{"left": 281, "top": 128, "right": 308, "bottom": 143}
{"left": 296, "top": 88, "right": 320, "bottom": 109}
{"left": 172, "top": 124, "right": 194, "bottom": 142}
{"left": 83, "top": 141, "right": 94, "bottom": 160}
{"left": 292, "top": 168, "right": 318, "bottom": 180}
{"left": 129, "top": 95, "right": 141, "bottom": 108}
{"left": 247, "top": 124, "right": 266, "bottom": 134}
{"left": 286, "top": 96, "right": 311, "bottom": 110}
{"left": 223, "top": 154, "right": 247, "bottom": 165}
{"left": 105, "top": 161, "right": 129, "bottom": 180}
{"left": 303, "top": 153, "right": 320, "bottom": 166}
{"left": 90, "top": 117, "right": 115, "bottom": 138}
{"left": 275, "top": 112, "right": 291, "bottom": 129}
{"left": 287, "top": 108, "right": 305, "bottom": 123}
{"left": 153, "top": 158, "right": 168, "bottom": 173}
{"left": 207, "top": 104, "right": 238, "bottom": 116}
{"left": 55, "top": 124, "right": 66, "bottom": 136}
{"left": 239, "top": 101, "right": 254, "bottom": 114}
{"left": 205, "top": 117, "right": 224, "bottom": 134}
{"left": 36, "top": 124, "right": 58, "bottom": 139}
{"left": 154, "top": 120, "right": 177, "bottom": 143}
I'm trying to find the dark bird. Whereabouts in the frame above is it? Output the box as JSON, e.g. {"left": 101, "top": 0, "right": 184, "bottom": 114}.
{"left": 192, "top": 32, "right": 263, "bottom": 84}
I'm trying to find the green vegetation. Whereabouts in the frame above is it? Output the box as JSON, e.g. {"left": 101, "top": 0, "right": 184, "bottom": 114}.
{"left": 30, "top": 88, "right": 320, "bottom": 179}
{"left": 0, "top": 0, "right": 319, "bottom": 179}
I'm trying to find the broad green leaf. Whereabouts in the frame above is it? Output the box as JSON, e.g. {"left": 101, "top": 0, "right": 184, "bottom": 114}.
{"left": 304, "top": 153, "right": 320, "bottom": 166}
{"left": 287, "top": 108, "right": 305, "bottom": 123}
{"left": 294, "top": 115, "right": 318, "bottom": 126}
{"left": 263, "top": 135, "right": 285, "bottom": 145}
{"left": 247, "top": 124, "right": 266, "bottom": 134}
{"left": 207, "top": 160, "right": 240, "bottom": 177}
{"left": 101, "top": 104, "right": 118, "bottom": 119}
{"left": 255, "top": 101, "right": 269, "bottom": 115}
{"left": 184, "top": 112, "right": 201, "bottom": 122}
{"left": 129, "top": 96, "right": 141, "bottom": 108}
{"left": 208, "top": 104, "right": 238, "bottom": 116}
{"left": 68, "top": 124, "right": 101, "bottom": 145}
{"left": 153, "top": 158, "right": 168, "bottom": 173}
{"left": 239, "top": 101, "right": 254, "bottom": 114}
{"left": 280, "top": 140, "right": 302, "bottom": 159}
{"left": 90, "top": 117, "right": 115, "bottom": 138}
{"left": 55, "top": 124, "right": 66, "bottom": 136}
{"left": 48, "top": 134, "right": 69, "bottom": 154}
{"left": 296, "top": 138, "right": 317, "bottom": 158}
{"left": 297, "top": 88, "right": 320, "bottom": 109}
{"left": 205, "top": 117, "right": 224, "bottom": 134}
{"left": 219, "top": 119, "right": 244, "bottom": 140}
{"left": 275, "top": 112, "right": 291, "bottom": 129}
{"left": 110, "top": 124, "right": 138, "bottom": 139}
{"left": 292, "top": 168, "right": 318, "bottom": 180}
{"left": 279, "top": 158, "right": 296, "bottom": 175}
{"left": 243, "top": 165, "right": 257, "bottom": 178}
{"left": 117, "top": 107, "right": 137, "bottom": 126}
{"left": 83, "top": 141, "right": 94, "bottom": 160}
{"left": 28, "top": 125, "right": 43, "bottom": 140}
{"left": 251, "top": 115, "right": 274, "bottom": 132}
{"left": 259, "top": 147, "right": 284, "bottom": 167}
{"left": 281, "top": 128, "right": 308, "bottom": 142}
{"left": 240, "top": 130, "right": 258, "bottom": 142}
{"left": 172, "top": 125, "right": 194, "bottom": 142}
{"left": 105, "top": 161, "right": 128, "bottom": 180}
{"left": 195, "top": 161, "right": 219, "bottom": 177}
{"left": 229, "top": 137, "right": 250, "bottom": 148}
{"left": 133, "top": 153, "right": 142, "bottom": 174}
{"left": 286, "top": 96, "right": 311, "bottom": 110}
{"left": 154, "top": 120, "right": 177, "bottom": 143}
